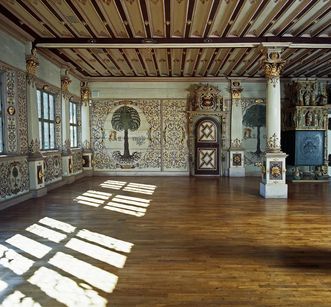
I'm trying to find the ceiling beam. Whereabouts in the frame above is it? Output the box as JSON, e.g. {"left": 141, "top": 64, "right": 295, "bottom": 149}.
{"left": 34, "top": 37, "right": 331, "bottom": 49}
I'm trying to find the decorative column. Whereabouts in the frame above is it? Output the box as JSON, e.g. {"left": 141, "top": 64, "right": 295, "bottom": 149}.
{"left": 229, "top": 80, "right": 245, "bottom": 177}
{"left": 60, "top": 68, "right": 73, "bottom": 177}
{"left": 81, "top": 82, "right": 93, "bottom": 170}
{"left": 26, "top": 45, "right": 46, "bottom": 197}
{"left": 259, "top": 48, "right": 288, "bottom": 198}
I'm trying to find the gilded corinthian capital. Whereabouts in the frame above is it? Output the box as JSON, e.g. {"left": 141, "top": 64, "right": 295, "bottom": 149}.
{"left": 261, "top": 48, "right": 286, "bottom": 82}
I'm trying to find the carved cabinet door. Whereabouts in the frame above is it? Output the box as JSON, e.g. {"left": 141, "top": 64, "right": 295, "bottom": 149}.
{"left": 195, "top": 118, "right": 220, "bottom": 175}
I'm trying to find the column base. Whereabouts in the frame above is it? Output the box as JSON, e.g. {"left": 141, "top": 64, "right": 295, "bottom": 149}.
{"left": 229, "top": 167, "right": 245, "bottom": 177}
{"left": 259, "top": 182, "right": 288, "bottom": 198}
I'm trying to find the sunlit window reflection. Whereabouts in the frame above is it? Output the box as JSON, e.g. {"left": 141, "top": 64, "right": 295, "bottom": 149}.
{"left": 84, "top": 190, "right": 112, "bottom": 199}
{"left": 104, "top": 205, "right": 145, "bottom": 217}
{"left": 107, "top": 201, "right": 147, "bottom": 214}
{"left": 26, "top": 224, "right": 67, "bottom": 243}
{"left": 75, "top": 195, "right": 105, "bottom": 205}
{"left": 76, "top": 200, "right": 101, "bottom": 207}
{"left": 6, "top": 234, "right": 51, "bottom": 259}
{"left": 0, "top": 280, "right": 8, "bottom": 292}
{"left": 0, "top": 244, "right": 34, "bottom": 275}
{"left": 65, "top": 238, "right": 127, "bottom": 268}
{"left": 123, "top": 183, "right": 156, "bottom": 195}
{"left": 38, "top": 217, "right": 76, "bottom": 233}
{"left": 1, "top": 290, "right": 42, "bottom": 307}
{"left": 48, "top": 252, "right": 118, "bottom": 293}
{"left": 100, "top": 180, "right": 126, "bottom": 190}
{"left": 28, "top": 267, "right": 107, "bottom": 307}
{"left": 76, "top": 229, "right": 133, "bottom": 253}
{"left": 112, "top": 195, "right": 150, "bottom": 207}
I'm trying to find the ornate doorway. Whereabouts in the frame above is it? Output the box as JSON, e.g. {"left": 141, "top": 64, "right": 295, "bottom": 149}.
{"left": 195, "top": 117, "right": 220, "bottom": 175}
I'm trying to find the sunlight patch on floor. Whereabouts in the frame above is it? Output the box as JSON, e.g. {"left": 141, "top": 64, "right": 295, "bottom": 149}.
{"left": 65, "top": 238, "right": 127, "bottom": 268}
{"left": 76, "top": 229, "right": 133, "bottom": 254}
{"left": 0, "top": 290, "right": 42, "bottom": 307}
{"left": 100, "top": 180, "right": 127, "bottom": 190}
{"left": 0, "top": 280, "right": 8, "bottom": 292}
{"left": 38, "top": 217, "right": 76, "bottom": 233}
{"left": 112, "top": 195, "right": 150, "bottom": 207}
{"left": 48, "top": 252, "right": 118, "bottom": 293}
{"left": 0, "top": 216, "right": 134, "bottom": 306}
{"left": 6, "top": 234, "right": 51, "bottom": 259}
{"left": 26, "top": 224, "right": 67, "bottom": 243}
{"left": 28, "top": 267, "right": 107, "bottom": 307}
{"left": 0, "top": 244, "right": 34, "bottom": 275}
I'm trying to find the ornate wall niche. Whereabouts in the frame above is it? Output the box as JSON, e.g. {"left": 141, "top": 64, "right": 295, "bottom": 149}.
{"left": 42, "top": 151, "right": 62, "bottom": 185}
{"left": 0, "top": 61, "right": 28, "bottom": 155}
{"left": 72, "top": 149, "right": 83, "bottom": 174}
{"left": 0, "top": 157, "right": 29, "bottom": 201}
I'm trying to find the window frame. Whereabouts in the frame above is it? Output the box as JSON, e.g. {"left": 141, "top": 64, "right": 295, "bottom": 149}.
{"left": 69, "top": 100, "right": 79, "bottom": 148}
{"left": 37, "top": 89, "right": 56, "bottom": 150}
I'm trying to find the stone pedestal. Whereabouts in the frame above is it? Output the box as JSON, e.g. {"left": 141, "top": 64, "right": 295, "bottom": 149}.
{"left": 259, "top": 152, "right": 288, "bottom": 198}
{"left": 229, "top": 149, "right": 245, "bottom": 177}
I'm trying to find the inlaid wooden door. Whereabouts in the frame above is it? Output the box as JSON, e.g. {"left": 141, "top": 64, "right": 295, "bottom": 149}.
{"left": 195, "top": 118, "right": 220, "bottom": 175}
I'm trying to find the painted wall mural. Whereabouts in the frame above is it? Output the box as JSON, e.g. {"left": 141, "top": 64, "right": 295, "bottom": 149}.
{"left": 91, "top": 99, "right": 188, "bottom": 172}
{"left": 43, "top": 152, "right": 62, "bottom": 185}
{"left": 0, "top": 63, "right": 28, "bottom": 155}
{"left": 0, "top": 158, "right": 29, "bottom": 201}
{"left": 242, "top": 100, "right": 266, "bottom": 172}
{"left": 72, "top": 149, "right": 83, "bottom": 174}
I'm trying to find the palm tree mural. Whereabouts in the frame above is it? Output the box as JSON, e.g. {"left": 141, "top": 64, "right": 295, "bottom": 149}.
{"left": 243, "top": 104, "right": 266, "bottom": 155}
{"left": 111, "top": 106, "right": 141, "bottom": 159}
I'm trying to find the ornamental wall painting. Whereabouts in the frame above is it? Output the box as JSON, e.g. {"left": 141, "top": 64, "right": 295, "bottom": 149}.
{"left": 91, "top": 99, "right": 188, "bottom": 172}
{"left": 242, "top": 102, "right": 266, "bottom": 172}
{"left": 104, "top": 104, "right": 151, "bottom": 169}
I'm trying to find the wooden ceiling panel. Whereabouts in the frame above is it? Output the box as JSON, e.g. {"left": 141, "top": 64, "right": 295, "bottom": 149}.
{"left": 268, "top": 0, "right": 314, "bottom": 36}
{"left": 90, "top": 49, "right": 121, "bottom": 76}
{"left": 170, "top": 0, "right": 188, "bottom": 37}
{"left": 146, "top": 0, "right": 166, "bottom": 37}
{"left": 208, "top": 0, "right": 237, "bottom": 37}
{"left": 1, "top": 0, "right": 330, "bottom": 79}
{"left": 106, "top": 49, "right": 134, "bottom": 76}
{"left": 51, "top": 1, "right": 91, "bottom": 37}
{"left": 121, "top": 0, "right": 146, "bottom": 38}
{"left": 219, "top": 49, "right": 243, "bottom": 76}
{"left": 189, "top": 0, "right": 213, "bottom": 37}
{"left": 308, "top": 14, "right": 331, "bottom": 36}
{"left": 123, "top": 49, "right": 146, "bottom": 76}
{"left": 183, "top": 49, "right": 199, "bottom": 76}
{"left": 234, "top": 49, "right": 258, "bottom": 76}
{"left": 246, "top": 0, "right": 288, "bottom": 37}
{"left": 26, "top": 1, "right": 73, "bottom": 37}
{"left": 61, "top": 49, "right": 98, "bottom": 76}
{"left": 194, "top": 48, "right": 215, "bottom": 76}
{"left": 74, "top": 49, "right": 109, "bottom": 76}
{"left": 4, "top": 1, "right": 54, "bottom": 37}
{"left": 137, "top": 49, "right": 158, "bottom": 76}
{"left": 285, "top": 0, "right": 330, "bottom": 36}
{"left": 171, "top": 49, "right": 183, "bottom": 76}
{"left": 96, "top": 1, "right": 129, "bottom": 38}
{"left": 228, "top": 0, "right": 262, "bottom": 37}
{"left": 72, "top": 1, "right": 110, "bottom": 37}
{"left": 154, "top": 49, "right": 169, "bottom": 76}
{"left": 207, "top": 49, "right": 231, "bottom": 76}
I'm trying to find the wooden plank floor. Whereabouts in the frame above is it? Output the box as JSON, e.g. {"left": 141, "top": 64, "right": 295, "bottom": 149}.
{"left": 0, "top": 176, "right": 331, "bottom": 306}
